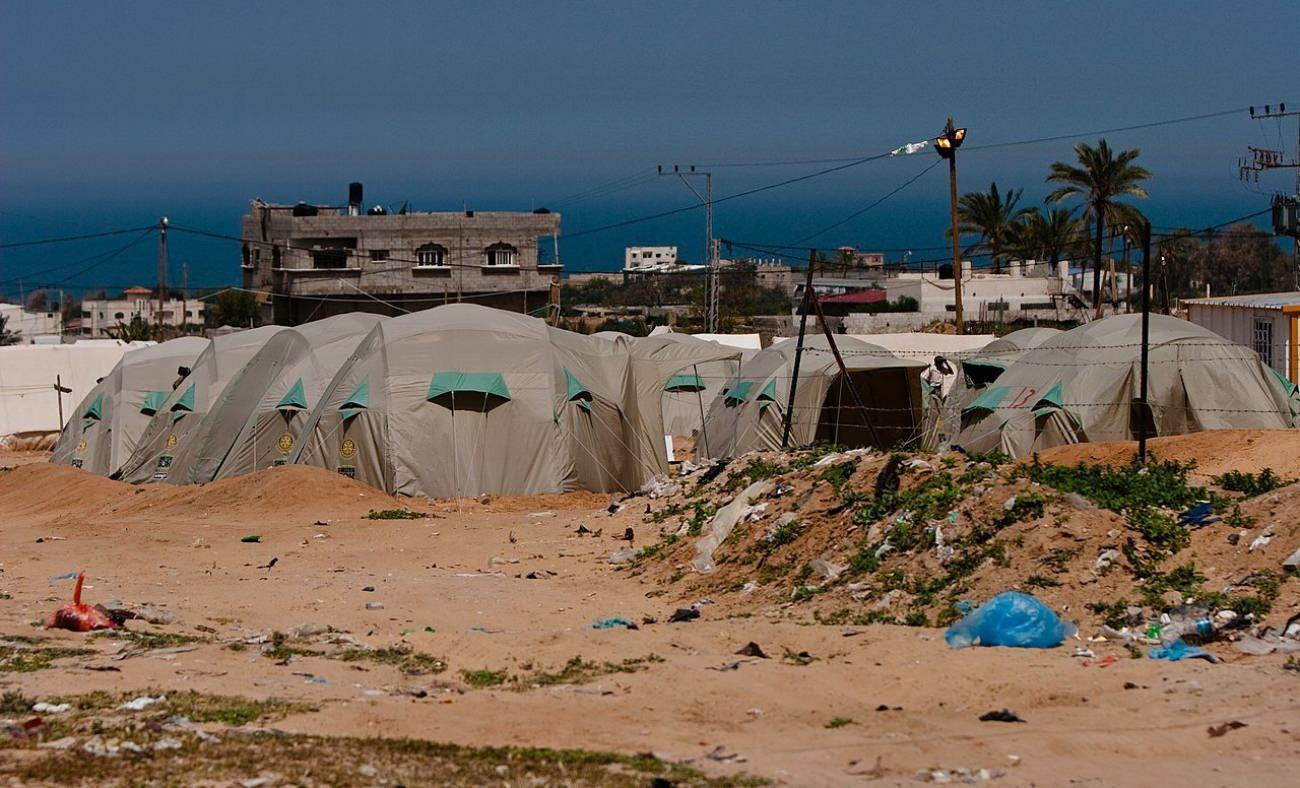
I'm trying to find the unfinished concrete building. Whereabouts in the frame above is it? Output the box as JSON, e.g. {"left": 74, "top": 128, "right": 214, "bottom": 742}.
{"left": 241, "top": 183, "right": 562, "bottom": 324}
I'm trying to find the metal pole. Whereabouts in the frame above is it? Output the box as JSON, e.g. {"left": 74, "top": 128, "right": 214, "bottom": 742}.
{"left": 55, "top": 374, "right": 64, "bottom": 428}
{"left": 781, "top": 249, "right": 817, "bottom": 448}
{"left": 945, "top": 118, "right": 964, "bottom": 335}
{"left": 1138, "top": 220, "right": 1152, "bottom": 463}
{"left": 157, "top": 218, "right": 168, "bottom": 335}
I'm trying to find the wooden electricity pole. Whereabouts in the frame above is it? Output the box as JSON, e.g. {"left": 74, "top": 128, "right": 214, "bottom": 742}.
{"left": 156, "top": 217, "right": 168, "bottom": 335}
{"left": 937, "top": 118, "right": 965, "bottom": 334}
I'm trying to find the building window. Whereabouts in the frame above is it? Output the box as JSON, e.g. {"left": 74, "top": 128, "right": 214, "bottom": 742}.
{"left": 185, "top": 310, "right": 193, "bottom": 318}
{"left": 485, "top": 242, "right": 517, "bottom": 267}
{"left": 312, "top": 249, "right": 349, "bottom": 269}
{"left": 415, "top": 243, "right": 447, "bottom": 267}
{"left": 241, "top": 243, "right": 251, "bottom": 267}
{"left": 1253, "top": 319, "right": 1274, "bottom": 367}
{"left": 114, "top": 312, "right": 125, "bottom": 319}
{"left": 369, "top": 250, "right": 389, "bottom": 262}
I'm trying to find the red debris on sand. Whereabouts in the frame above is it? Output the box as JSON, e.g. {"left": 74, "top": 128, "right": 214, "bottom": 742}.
{"left": 44, "top": 572, "right": 116, "bottom": 632}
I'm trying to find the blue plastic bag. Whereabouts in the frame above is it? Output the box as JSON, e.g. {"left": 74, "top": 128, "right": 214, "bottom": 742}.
{"left": 1147, "top": 639, "right": 1218, "bottom": 663}
{"left": 945, "top": 591, "right": 1075, "bottom": 648}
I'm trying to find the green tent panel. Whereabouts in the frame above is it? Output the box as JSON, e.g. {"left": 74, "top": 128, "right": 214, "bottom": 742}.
{"left": 81, "top": 418, "right": 94, "bottom": 431}
{"left": 1035, "top": 380, "right": 1065, "bottom": 410}
{"left": 140, "top": 390, "right": 168, "bottom": 416}
{"left": 1270, "top": 367, "right": 1298, "bottom": 397}
{"left": 964, "top": 384, "right": 1010, "bottom": 413}
{"left": 426, "top": 371, "right": 511, "bottom": 402}
{"left": 277, "top": 378, "right": 308, "bottom": 411}
{"left": 564, "top": 368, "right": 591, "bottom": 401}
{"left": 575, "top": 399, "right": 592, "bottom": 413}
{"left": 171, "top": 384, "right": 196, "bottom": 413}
{"left": 757, "top": 378, "right": 778, "bottom": 402}
{"left": 340, "top": 408, "right": 362, "bottom": 422}
{"left": 84, "top": 394, "right": 104, "bottom": 420}
{"left": 664, "top": 372, "right": 705, "bottom": 392}
{"left": 341, "top": 377, "right": 370, "bottom": 411}
{"left": 725, "top": 380, "right": 754, "bottom": 403}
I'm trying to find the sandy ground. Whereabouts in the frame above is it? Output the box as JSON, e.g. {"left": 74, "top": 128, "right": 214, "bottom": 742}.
{"left": 2, "top": 445, "right": 1300, "bottom": 786}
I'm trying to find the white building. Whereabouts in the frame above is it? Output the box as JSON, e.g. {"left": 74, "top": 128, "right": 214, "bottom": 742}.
{"left": 80, "top": 286, "right": 205, "bottom": 338}
{"left": 1185, "top": 291, "right": 1300, "bottom": 385}
{"left": 623, "top": 246, "right": 680, "bottom": 271}
{"left": 0, "top": 303, "right": 63, "bottom": 344}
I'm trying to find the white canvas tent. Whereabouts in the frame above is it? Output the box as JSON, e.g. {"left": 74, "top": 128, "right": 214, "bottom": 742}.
{"left": 954, "top": 315, "right": 1296, "bottom": 457}
{"left": 698, "top": 334, "right": 927, "bottom": 458}
{"left": 117, "top": 326, "right": 290, "bottom": 482}
{"left": 49, "top": 337, "right": 209, "bottom": 474}
{"left": 154, "top": 313, "right": 387, "bottom": 484}
{"left": 289, "top": 305, "right": 736, "bottom": 498}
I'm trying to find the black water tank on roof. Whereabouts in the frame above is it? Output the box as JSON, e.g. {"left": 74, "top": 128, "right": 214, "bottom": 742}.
{"left": 291, "top": 202, "right": 318, "bottom": 217}
{"left": 349, "top": 182, "right": 364, "bottom": 207}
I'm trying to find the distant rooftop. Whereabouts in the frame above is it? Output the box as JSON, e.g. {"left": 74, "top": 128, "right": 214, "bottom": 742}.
{"left": 1184, "top": 291, "right": 1300, "bottom": 310}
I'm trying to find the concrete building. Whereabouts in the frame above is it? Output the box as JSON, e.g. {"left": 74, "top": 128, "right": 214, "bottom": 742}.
{"left": 623, "top": 246, "right": 679, "bottom": 271}
{"left": 80, "top": 286, "right": 205, "bottom": 338}
{"left": 0, "top": 303, "right": 63, "bottom": 344}
{"left": 1185, "top": 291, "right": 1300, "bottom": 384}
{"left": 241, "top": 183, "right": 563, "bottom": 324}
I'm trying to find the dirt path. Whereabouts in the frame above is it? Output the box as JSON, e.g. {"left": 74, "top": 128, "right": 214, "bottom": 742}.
{"left": 2, "top": 458, "right": 1299, "bottom": 785}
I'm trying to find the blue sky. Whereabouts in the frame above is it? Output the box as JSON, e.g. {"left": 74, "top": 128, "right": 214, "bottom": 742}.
{"left": 1, "top": 1, "right": 1295, "bottom": 296}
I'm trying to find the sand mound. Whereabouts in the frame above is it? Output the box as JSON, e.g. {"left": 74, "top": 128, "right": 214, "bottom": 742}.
{"left": 0, "top": 463, "right": 399, "bottom": 523}
{"left": 1036, "top": 429, "right": 1300, "bottom": 482}
{"left": 632, "top": 441, "right": 1299, "bottom": 634}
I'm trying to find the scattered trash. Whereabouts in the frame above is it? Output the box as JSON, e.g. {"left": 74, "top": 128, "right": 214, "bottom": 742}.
{"left": 364, "top": 601, "right": 384, "bottom": 610}
{"left": 119, "top": 695, "right": 165, "bottom": 711}
{"left": 619, "top": 527, "right": 635, "bottom": 542}
{"left": 735, "top": 642, "right": 768, "bottom": 659}
{"left": 668, "top": 607, "right": 700, "bottom": 623}
{"left": 1071, "top": 647, "right": 1096, "bottom": 659}
{"left": 1206, "top": 721, "right": 1247, "bottom": 737}
{"left": 133, "top": 604, "right": 177, "bottom": 625}
{"left": 608, "top": 548, "right": 637, "bottom": 564}
{"left": 591, "top": 617, "right": 636, "bottom": 630}
{"left": 241, "top": 535, "right": 262, "bottom": 543}
{"left": 1233, "top": 633, "right": 1300, "bottom": 655}
{"left": 1283, "top": 547, "right": 1300, "bottom": 571}
{"left": 524, "top": 570, "right": 555, "bottom": 579}
{"left": 292, "top": 672, "right": 329, "bottom": 685}
{"left": 704, "top": 745, "right": 746, "bottom": 763}
{"left": 1176, "top": 502, "right": 1220, "bottom": 527}
{"left": 1094, "top": 549, "right": 1120, "bottom": 571}
{"left": 606, "top": 499, "right": 624, "bottom": 515}
{"left": 47, "top": 571, "right": 79, "bottom": 583}
{"left": 945, "top": 592, "right": 1074, "bottom": 649}
{"left": 979, "top": 709, "right": 1025, "bottom": 723}
{"left": 288, "top": 622, "right": 328, "bottom": 639}
{"left": 259, "top": 557, "right": 279, "bottom": 570}
{"left": 31, "top": 703, "right": 70, "bottom": 714}
{"left": 1248, "top": 528, "right": 1274, "bottom": 552}
{"left": 641, "top": 476, "right": 681, "bottom": 499}
{"left": 809, "top": 557, "right": 845, "bottom": 583}
{"left": 1148, "top": 640, "right": 1218, "bottom": 663}
{"left": 362, "top": 586, "right": 375, "bottom": 592}
{"left": 45, "top": 573, "right": 117, "bottom": 632}
{"left": 528, "top": 511, "right": 555, "bottom": 518}
{"left": 575, "top": 523, "right": 592, "bottom": 535}
{"left": 692, "top": 480, "right": 772, "bottom": 574}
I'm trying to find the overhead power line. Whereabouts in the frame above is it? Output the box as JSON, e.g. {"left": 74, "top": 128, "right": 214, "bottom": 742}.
{"left": 0, "top": 225, "right": 158, "bottom": 250}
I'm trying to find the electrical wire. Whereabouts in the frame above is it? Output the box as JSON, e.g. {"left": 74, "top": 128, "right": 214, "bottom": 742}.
{"left": 0, "top": 225, "right": 157, "bottom": 250}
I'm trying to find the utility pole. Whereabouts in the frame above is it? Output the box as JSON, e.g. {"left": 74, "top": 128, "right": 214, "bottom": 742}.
{"left": 658, "top": 165, "right": 715, "bottom": 331}
{"left": 781, "top": 250, "right": 817, "bottom": 448}
{"left": 1138, "top": 220, "right": 1152, "bottom": 463}
{"left": 181, "top": 260, "right": 188, "bottom": 335}
{"left": 935, "top": 119, "right": 967, "bottom": 334}
{"left": 548, "top": 275, "right": 561, "bottom": 326}
{"left": 1240, "top": 103, "right": 1300, "bottom": 288}
{"left": 156, "top": 217, "right": 168, "bottom": 335}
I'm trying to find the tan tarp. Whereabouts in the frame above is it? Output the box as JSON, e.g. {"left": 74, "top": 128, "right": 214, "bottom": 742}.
{"left": 954, "top": 314, "right": 1296, "bottom": 457}
{"left": 117, "top": 326, "right": 289, "bottom": 482}
{"left": 156, "top": 313, "right": 387, "bottom": 484}
{"left": 697, "top": 334, "right": 927, "bottom": 458}
{"left": 290, "top": 304, "right": 735, "bottom": 498}
{"left": 48, "top": 337, "right": 209, "bottom": 475}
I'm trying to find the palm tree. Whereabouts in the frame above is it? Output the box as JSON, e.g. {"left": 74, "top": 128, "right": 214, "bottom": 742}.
{"left": 955, "top": 182, "right": 1030, "bottom": 273}
{"left": 1046, "top": 139, "right": 1150, "bottom": 316}
{"left": 1011, "top": 207, "right": 1083, "bottom": 271}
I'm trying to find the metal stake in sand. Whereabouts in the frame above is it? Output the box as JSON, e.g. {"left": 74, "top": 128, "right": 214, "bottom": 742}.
{"left": 1138, "top": 219, "right": 1152, "bottom": 463}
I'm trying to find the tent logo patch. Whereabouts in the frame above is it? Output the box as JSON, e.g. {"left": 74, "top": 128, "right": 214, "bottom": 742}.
{"left": 276, "top": 432, "right": 294, "bottom": 455}
{"left": 340, "top": 438, "right": 357, "bottom": 460}
{"left": 74, "top": 438, "right": 87, "bottom": 455}
{"left": 165, "top": 433, "right": 178, "bottom": 449}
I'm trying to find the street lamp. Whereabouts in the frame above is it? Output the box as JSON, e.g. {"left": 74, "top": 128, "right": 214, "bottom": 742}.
{"left": 936, "top": 118, "right": 967, "bottom": 333}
